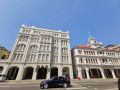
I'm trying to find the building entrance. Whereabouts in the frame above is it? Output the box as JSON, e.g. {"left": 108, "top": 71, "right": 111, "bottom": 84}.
{"left": 104, "top": 69, "right": 113, "bottom": 78}
{"left": 7, "top": 67, "right": 19, "bottom": 80}
{"left": 82, "top": 69, "right": 87, "bottom": 79}
{"left": 37, "top": 67, "right": 47, "bottom": 79}
{"left": 50, "top": 67, "right": 58, "bottom": 78}
{"left": 114, "top": 69, "right": 120, "bottom": 78}
{"left": 89, "top": 69, "right": 102, "bottom": 78}
{"left": 23, "top": 67, "right": 33, "bottom": 79}
{"left": 62, "top": 67, "right": 69, "bottom": 77}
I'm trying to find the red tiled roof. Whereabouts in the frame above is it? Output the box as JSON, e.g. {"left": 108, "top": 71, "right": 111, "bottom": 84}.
{"left": 105, "top": 48, "right": 118, "bottom": 51}
{"left": 76, "top": 45, "right": 93, "bottom": 49}
{"left": 75, "top": 45, "right": 119, "bottom": 51}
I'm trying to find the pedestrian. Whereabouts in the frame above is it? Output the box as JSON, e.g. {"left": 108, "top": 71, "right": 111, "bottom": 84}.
{"left": 118, "top": 77, "right": 120, "bottom": 90}
{"left": 66, "top": 74, "right": 70, "bottom": 80}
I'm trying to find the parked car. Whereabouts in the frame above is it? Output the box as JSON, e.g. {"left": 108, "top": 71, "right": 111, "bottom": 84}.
{"left": 0, "top": 74, "right": 6, "bottom": 82}
{"left": 40, "top": 76, "right": 71, "bottom": 89}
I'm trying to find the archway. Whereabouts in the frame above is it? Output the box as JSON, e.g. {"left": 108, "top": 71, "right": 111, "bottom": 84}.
{"left": 6, "top": 66, "right": 19, "bottom": 80}
{"left": 82, "top": 69, "right": 87, "bottom": 79}
{"left": 62, "top": 67, "right": 69, "bottom": 77}
{"left": 89, "top": 69, "right": 102, "bottom": 78}
{"left": 37, "top": 67, "right": 47, "bottom": 79}
{"left": 50, "top": 67, "right": 58, "bottom": 78}
{"left": 0, "top": 66, "right": 3, "bottom": 73}
{"left": 23, "top": 67, "right": 33, "bottom": 80}
{"left": 104, "top": 69, "right": 113, "bottom": 78}
{"left": 114, "top": 69, "right": 120, "bottom": 78}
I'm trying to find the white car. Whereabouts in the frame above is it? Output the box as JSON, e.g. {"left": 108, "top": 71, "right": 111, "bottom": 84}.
{"left": 0, "top": 74, "right": 6, "bottom": 82}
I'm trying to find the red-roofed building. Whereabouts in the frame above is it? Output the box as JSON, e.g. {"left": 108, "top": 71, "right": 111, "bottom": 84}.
{"left": 71, "top": 36, "right": 120, "bottom": 79}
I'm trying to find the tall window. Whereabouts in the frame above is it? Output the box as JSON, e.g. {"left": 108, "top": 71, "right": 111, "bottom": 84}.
{"left": 38, "top": 54, "right": 42, "bottom": 60}
{"left": 46, "top": 54, "right": 49, "bottom": 61}
{"left": 43, "top": 54, "right": 45, "bottom": 60}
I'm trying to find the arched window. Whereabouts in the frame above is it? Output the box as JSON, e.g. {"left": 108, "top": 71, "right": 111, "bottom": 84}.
{"left": 46, "top": 54, "right": 49, "bottom": 61}
{"left": 38, "top": 54, "right": 42, "bottom": 60}
{"left": 44, "top": 45, "right": 46, "bottom": 51}
{"left": 1, "top": 55, "right": 6, "bottom": 59}
{"left": 40, "top": 45, "right": 43, "bottom": 50}
{"left": 47, "top": 46, "right": 50, "bottom": 51}
{"left": 43, "top": 54, "right": 45, "bottom": 60}
{"left": 17, "top": 54, "right": 20, "bottom": 61}
{"left": 30, "top": 45, "right": 38, "bottom": 51}
{"left": 17, "top": 44, "right": 26, "bottom": 50}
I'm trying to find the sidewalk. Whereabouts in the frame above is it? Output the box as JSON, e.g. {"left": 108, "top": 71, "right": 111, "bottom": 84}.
{"left": 5, "top": 78, "right": 118, "bottom": 83}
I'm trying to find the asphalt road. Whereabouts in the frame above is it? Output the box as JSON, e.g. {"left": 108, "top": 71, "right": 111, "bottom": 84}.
{"left": 0, "top": 79, "right": 119, "bottom": 90}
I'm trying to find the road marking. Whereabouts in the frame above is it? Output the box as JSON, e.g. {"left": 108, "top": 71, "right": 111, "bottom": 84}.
{"left": 0, "top": 86, "right": 10, "bottom": 87}
{"left": 71, "top": 83, "right": 79, "bottom": 85}
{"left": 0, "top": 85, "right": 39, "bottom": 88}
{"left": 94, "top": 88, "right": 99, "bottom": 90}
{"left": 104, "top": 88, "right": 118, "bottom": 90}
{"left": 67, "top": 87, "right": 88, "bottom": 89}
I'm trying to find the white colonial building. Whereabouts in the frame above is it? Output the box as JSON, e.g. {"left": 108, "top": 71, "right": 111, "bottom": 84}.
{"left": 72, "top": 36, "right": 120, "bottom": 79}
{"left": 0, "top": 24, "right": 73, "bottom": 80}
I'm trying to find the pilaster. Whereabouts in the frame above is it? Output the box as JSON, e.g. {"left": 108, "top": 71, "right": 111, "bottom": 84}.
{"left": 85, "top": 68, "right": 90, "bottom": 79}
{"left": 99, "top": 68, "right": 106, "bottom": 79}
{"left": 46, "top": 68, "right": 50, "bottom": 79}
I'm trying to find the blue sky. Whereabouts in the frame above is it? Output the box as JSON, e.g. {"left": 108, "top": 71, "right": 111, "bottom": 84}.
{"left": 0, "top": 0, "right": 120, "bottom": 51}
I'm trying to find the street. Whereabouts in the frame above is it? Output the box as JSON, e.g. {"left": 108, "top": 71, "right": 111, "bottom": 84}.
{"left": 0, "top": 79, "right": 118, "bottom": 90}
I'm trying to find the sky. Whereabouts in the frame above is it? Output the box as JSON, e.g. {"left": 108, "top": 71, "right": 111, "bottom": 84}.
{"left": 0, "top": 0, "right": 120, "bottom": 51}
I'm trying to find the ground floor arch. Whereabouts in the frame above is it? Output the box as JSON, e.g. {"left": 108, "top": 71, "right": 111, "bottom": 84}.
{"left": 50, "top": 67, "right": 58, "bottom": 78}
{"left": 82, "top": 69, "right": 87, "bottom": 79}
{"left": 6, "top": 66, "right": 19, "bottom": 80}
{"left": 104, "top": 69, "right": 113, "bottom": 78}
{"left": 0, "top": 66, "right": 3, "bottom": 73}
{"left": 36, "top": 67, "right": 47, "bottom": 79}
{"left": 114, "top": 69, "right": 120, "bottom": 78}
{"left": 62, "top": 67, "right": 69, "bottom": 77}
{"left": 89, "top": 68, "right": 102, "bottom": 78}
{"left": 22, "top": 67, "right": 33, "bottom": 80}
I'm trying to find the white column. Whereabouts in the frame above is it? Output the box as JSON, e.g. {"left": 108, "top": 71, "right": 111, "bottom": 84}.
{"left": 95, "top": 51, "right": 98, "bottom": 56}
{"left": 69, "top": 66, "right": 73, "bottom": 79}
{"left": 16, "top": 65, "right": 24, "bottom": 80}
{"left": 81, "top": 50, "right": 84, "bottom": 55}
{"left": 2, "top": 65, "right": 8, "bottom": 75}
{"left": 85, "top": 68, "right": 90, "bottom": 79}
{"left": 74, "top": 49, "right": 78, "bottom": 55}
{"left": 58, "top": 39, "right": 62, "bottom": 63}
{"left": 97, "top": 58, "right": 101, "bottom": 65}
{"left": 99, "top": 68, "right": 106, "bottom": 79}
{"left": 58, "top": 66, "right": 62, "bottom": 76}
{"left": 111, "top": 69, "right": 116, "bottom": 79}
{"left": 83, "top": 57, "right": 86, "bottom": 64}
{"left": 104, "top": 51, "right": 107, "bottom": 56}
{"left": 75, "top": 57, "right": 79, "bottom": 64}
{"left": 78, "top": 67, "right": 82, "bottom": 79}
{"left": 46, "top": 68, "right": 50, "bottom": 79}
{"left": 32, "top": 67, "right": 37, "bottom": 80}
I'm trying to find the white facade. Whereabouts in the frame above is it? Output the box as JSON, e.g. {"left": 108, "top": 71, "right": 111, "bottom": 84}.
{"left": 72, "top": 36, "right": 120, "bottom": 79}
{"left": 0, "top": 24, "right": 73, "bottom": 80}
